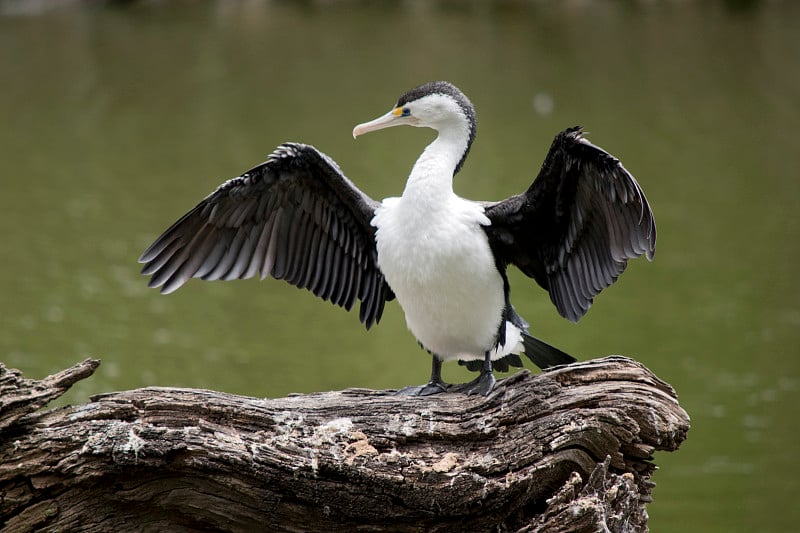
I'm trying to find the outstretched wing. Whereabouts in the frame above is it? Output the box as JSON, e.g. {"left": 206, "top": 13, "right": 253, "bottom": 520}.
{"left": 139, "top": 143, "right": 392, "bottom": 329}
{"left": 483, "top": 127, "right": 656, "bottom": 322}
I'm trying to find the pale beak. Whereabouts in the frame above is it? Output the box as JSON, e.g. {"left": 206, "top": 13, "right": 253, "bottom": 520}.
{"left": 353, "top": 109, "right": 413, "bottom": 139}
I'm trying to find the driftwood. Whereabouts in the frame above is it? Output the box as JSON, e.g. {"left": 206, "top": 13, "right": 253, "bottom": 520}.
{"left": 0, "top": 356, "right": 689, "bottom": 532}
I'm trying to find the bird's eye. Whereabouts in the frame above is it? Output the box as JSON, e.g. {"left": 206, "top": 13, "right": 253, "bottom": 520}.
{"left": 401, "top": 107, "right": 411, "bottom": 117}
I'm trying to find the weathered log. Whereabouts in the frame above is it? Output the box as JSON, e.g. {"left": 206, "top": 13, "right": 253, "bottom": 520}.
{"left": 0, "top": 356, "right": 689, "bottom": 532}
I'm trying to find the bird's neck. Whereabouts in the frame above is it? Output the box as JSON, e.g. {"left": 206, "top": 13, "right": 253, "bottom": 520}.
{"left": 401, "top": 128, "right": 469, "bottom": 207}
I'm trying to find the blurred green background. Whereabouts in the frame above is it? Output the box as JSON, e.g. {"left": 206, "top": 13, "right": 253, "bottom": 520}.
{"left": 1, "top": 1, "right": 798, "bottom": 531}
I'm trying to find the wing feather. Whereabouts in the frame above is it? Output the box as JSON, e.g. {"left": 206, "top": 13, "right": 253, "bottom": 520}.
{"left": 291, "top": 213, "right": 315, "bottom": 287}
{"left": 141, "top": 235, "right": 182, "bottom": 277}
{"left": 139, "top": 143, "right": 390, "bottom": 329}
{"left": 484, "top": 127, "right": 656, "bottom": 322}
{"left": 244, "top": 218, "right": 273, "bottom": 279}
{"left": 259, "top": 217, "right": 280, "bottom": 280}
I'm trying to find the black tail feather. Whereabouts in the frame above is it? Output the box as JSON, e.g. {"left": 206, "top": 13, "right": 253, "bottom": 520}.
{"left": 521, "top": 332, "right": 576, "bottom": 369}
{"left": 459, "top": 353, "right": 523, "bottom": 373}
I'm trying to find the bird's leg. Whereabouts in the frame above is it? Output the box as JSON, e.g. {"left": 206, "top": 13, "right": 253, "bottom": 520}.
{"left": 396, "top": 356, "right": 450, "bottom": 396}
{"left": 452, "top": 351, "right": 496, "bottom": 396}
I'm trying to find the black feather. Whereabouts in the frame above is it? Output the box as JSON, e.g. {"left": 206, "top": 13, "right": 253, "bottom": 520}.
{"left": 139, "top": 143, "right": 390, "bottom": 329}
{"left": 483, "top": 127, "right": 656, "bottom": 322}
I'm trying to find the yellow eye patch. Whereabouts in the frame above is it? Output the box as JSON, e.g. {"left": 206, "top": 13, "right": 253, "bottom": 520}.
{"left": 392, "top": 107, "right": 404, "bottom": 117}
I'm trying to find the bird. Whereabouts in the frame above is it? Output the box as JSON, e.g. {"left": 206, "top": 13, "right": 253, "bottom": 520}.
{"left": 138, "top": 81, "right": 656, "bottom": 396}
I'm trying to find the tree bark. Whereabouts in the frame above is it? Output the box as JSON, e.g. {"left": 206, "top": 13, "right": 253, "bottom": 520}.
{"left": 0, "top": 356, "right": 689, "bottom": 533}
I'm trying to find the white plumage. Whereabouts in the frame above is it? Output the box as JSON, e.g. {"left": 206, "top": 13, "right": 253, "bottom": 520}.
{"left": 374, "top": 195, "right": 513, "bottom": 362}
{"left": 371, "top": 100, "right": 517, "bottom": 363}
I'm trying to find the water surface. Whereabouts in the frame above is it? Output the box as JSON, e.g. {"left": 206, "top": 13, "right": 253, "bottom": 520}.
{"left": 1, "top": 2, "right": 798, "bottom": 531}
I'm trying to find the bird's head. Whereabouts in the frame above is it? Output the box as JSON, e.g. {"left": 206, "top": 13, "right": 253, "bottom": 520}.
{"left": 352, "top": 81, "right": 477, "bottom": 173}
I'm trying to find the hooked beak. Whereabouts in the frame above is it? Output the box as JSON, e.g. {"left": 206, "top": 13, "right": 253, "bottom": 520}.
{"left": 352, "top": 108, "right": 415, "bottom": 139}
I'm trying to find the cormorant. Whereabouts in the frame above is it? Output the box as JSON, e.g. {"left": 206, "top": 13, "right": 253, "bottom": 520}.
{"left": 139, "top": 81, "right": 656, "bottom": 396}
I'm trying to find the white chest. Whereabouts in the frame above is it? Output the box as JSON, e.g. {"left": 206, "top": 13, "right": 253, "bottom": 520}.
{"left": 372, "top": 196, "right": 506, "bottom": 360}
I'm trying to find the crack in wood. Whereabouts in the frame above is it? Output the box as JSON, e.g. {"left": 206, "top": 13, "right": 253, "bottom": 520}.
{"left": 0, "top": 356, "right": 689, "bottom": 532}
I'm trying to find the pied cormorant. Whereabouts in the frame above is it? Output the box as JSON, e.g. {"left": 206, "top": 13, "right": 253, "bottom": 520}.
{"left": 139, "top": 81, "right": 656, "bottom": 396}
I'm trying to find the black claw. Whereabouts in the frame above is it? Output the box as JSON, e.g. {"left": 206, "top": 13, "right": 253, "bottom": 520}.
{"left": 451, "top": 350, "right": 496, "bottom": 396}
{"left": 395, "top": 355, "right": 450, "bottom": 396}
{"left": 451, "top": 371, "right": 496, "bottom": 396}
{"left": 395, "top": 380, "right": 450, "bottom": 396}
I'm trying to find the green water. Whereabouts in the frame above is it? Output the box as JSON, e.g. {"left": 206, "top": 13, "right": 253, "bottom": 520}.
{"left": 2, "top": 1, "right": 798, "bottom": 531}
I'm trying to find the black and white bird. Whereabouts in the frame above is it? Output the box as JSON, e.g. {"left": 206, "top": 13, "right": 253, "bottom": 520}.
{"left": 139, "top": 81, "right": 656, "bottom": 396}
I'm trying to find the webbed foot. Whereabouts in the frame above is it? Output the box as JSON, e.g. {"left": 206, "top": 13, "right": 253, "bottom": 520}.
{"left": 450, "top": 371, "right": 496, "bottom": 396}
{"left": 395, "top": 380, "right": 450, "bottom": 396}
